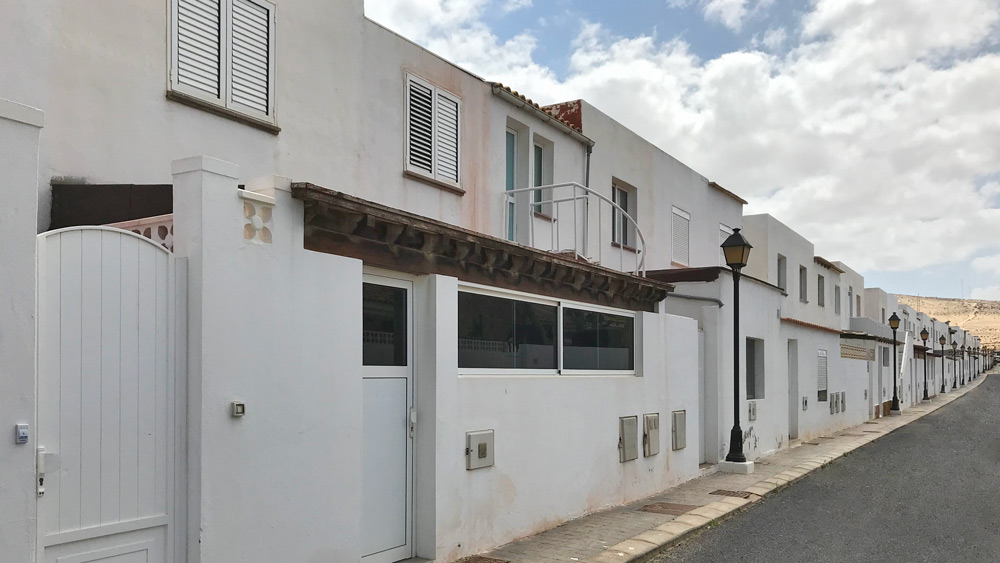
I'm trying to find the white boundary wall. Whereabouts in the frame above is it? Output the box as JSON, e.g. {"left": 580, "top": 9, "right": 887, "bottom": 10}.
{"left": 0, "top": 99, "right": 43, "bottom": 563}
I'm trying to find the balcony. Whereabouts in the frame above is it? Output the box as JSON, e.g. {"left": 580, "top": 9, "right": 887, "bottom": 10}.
{"left": 503, "top": 182, "right": 646, "bottom": 276}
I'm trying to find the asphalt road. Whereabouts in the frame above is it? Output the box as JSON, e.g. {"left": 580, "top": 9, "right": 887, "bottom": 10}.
{"left": 653, "top": 374, "right": 1000, "bottom": 563}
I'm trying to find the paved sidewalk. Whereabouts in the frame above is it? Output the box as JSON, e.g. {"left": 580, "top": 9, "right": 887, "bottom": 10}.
{"left": 465, "top": 373, "right": 991, "bottom": 563}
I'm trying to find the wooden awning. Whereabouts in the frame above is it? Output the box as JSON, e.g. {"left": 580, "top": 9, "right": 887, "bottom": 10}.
{"left": 292, "top": 183, "right": 672, "bottom": 311}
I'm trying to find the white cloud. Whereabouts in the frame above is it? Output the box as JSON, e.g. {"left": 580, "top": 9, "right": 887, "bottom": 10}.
{"left": 501, "top": 0, "right": 532, "bottom": 14}
{"left": 702, "top": 0, "right": 751, "bottom": 31}
{"left": 971, "top": 285, "right": 1000, "bottom": 300}
{"left": 761, "top": 27, "right": 786, "bottom": 50}
{"left": 364, "top": 0, "right": 1000, "bottom": 285}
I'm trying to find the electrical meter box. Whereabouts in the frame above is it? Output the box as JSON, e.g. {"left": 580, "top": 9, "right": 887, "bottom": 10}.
{"left": 619, "top": 416, "right": 638, "bottom": 462}
{"left": 672, "top": 410, "right": 687, "bottom": 451}
{"left": 642, "top": 413, "right": 660, "bottom": 457}
{"left": 466, "top": 430, "right": 495, "bottom": 470}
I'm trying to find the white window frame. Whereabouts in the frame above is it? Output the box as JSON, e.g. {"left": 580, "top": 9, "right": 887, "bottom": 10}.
{"left": 457, "top": 281, "right": 638, "bottom": 377}
{"left": 719, "top": 224, "right": 733, "bottom": 266}
{"left": 168, "top": 0, "right": 277, "bottom": 124}
{"left": 404, "top": 73, "right": 462, "bottom": 188}
{"left": 817, "top": 349, "right": 828, "bottom": 402}
{"left": 777, "top": 254, "right": 787, "bottom": 291}
{"left": 612, "top": 183, "right": 637, "bottom": 248}
{"left": 671, "top": 206, "right": 691, "bottom": 266}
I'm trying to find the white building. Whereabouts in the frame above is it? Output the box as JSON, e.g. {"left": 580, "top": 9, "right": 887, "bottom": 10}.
{"left": 0, "top": 2, "right": 990, "bottom": 563}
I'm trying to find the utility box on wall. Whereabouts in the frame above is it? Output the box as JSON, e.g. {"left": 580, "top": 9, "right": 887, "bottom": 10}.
{"left": 643, "top": 413, "right": 660, "bottom": 457}
{"left": 466, "top": 430, "right": 495, "bottom": 470}
{"left": 671, "top": 410, "right": 686, "bottom": 451}
{"left": 619, "top": 416, "right": 638, "bottom": 462}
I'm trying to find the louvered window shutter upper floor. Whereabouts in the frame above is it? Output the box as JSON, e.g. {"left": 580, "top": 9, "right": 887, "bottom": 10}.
{"left": 435, "top": 92, "right": 460, "bottom": 184}
{"left": 176, "top": 0, "right": 222, "bottom": 98}
{"left": 230, "top": 0, "right": 272, "bottom": 115}
{"left": 672, "top": 210, "right": 690, "bottom": 265}
{"left": 407, "top": 78, "right": 435, "bottom": 176}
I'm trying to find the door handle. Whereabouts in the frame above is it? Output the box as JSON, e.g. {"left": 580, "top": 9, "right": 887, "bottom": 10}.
{"left": 37, "top": 446, "right": 60, "bottom": 497}
{"left": 408, "top": 408, "right": 417, "bottom": 438}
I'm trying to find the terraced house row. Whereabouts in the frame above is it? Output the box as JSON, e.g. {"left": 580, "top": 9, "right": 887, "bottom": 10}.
{"left": 0, "top": 2, "right": 991, "bottom": 563}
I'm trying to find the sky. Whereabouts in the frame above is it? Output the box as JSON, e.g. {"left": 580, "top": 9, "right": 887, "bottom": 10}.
{"left": 364, "top": 0, "right": 1000, "bottom": 300}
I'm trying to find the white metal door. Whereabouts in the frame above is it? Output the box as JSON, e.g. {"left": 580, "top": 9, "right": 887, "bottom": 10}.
{"left": 36, "top": 227, "right": 181, "bottom": 563}
{"left": 361, "top": 276, "right": 413, "bottom": 563}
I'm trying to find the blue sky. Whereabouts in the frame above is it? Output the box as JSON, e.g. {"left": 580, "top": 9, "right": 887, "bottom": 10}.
{"left": 365, "top": 0, "right": 1000, "bottom": 300}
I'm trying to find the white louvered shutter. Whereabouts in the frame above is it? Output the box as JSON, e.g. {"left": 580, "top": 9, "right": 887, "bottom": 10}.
{"left": 407, "top": 78, "right": 434, "bottom": 175}
{"left": 230, "top": 0, "right": 271, "bottom": 115}
{"left": 818, "top": 350, "right": 828, "bottom": 400}
{"left": 176, "top": 0, "right": 222, "bottom": 97}
{"left": 435, "top": 92, "right": 460, "bottom": 183}
{"left": 719, "top": 225, "right": 732, "bottom": 266}
{"left": 672, "top": 208, "right": 690, "bottom": 265}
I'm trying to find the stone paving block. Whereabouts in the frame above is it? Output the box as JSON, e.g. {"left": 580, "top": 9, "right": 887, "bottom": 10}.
{"left": 633, "top": 529, "right": 677, "bottom": 547}
{"left": 716, "top": 496, "right": 751, "bottom": 508}
{"left": 606, "top": 539, "right": 658, "bottom": 558}
{"left": 673, "top": 513, "right": 711, "bottom": 527}
{"left": 655, "top": 521, "right": 695, "bottom": 535}
{"left": 688, "top": 504, "right": 726, "bottom": 520}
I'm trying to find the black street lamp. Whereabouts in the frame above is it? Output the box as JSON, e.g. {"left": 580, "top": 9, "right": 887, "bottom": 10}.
{"left": 889, "top": 313, "right": 901, "bottom": 414}
{"left": 721, "top": 228, "right": 752, "bottom": 464}
{"left": 921, "top": 327, "right": 930, "bottom": 402}
{"left": 952, "top": 341, "right": 958, "bottom": 389}
{"left": 960, "top": 344, "right": 966, "bottom": 385}
{"left": 940, "top": 335, "right": 947, "bottom": 393}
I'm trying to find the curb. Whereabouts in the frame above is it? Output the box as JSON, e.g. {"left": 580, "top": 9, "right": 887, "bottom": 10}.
{"left": 582, "top": 373, "right": 991, "bottom": 563}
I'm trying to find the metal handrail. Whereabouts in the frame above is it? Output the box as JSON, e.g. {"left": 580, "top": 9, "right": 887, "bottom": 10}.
{"left": 503, "top": 182, "right": 646, "bottom": 276}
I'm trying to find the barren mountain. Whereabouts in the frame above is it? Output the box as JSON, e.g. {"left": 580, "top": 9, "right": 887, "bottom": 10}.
{"left": 896, "top": 295, "right": 1000, "bottom": 350}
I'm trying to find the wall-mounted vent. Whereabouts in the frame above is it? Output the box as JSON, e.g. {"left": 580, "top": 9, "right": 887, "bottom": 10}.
{"left": 748, "top": 401, "right": 757, "bottom": 421}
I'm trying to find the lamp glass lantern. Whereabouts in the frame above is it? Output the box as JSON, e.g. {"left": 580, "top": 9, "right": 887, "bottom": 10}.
{"left": 721, "top": 229, "right": 753, "bottom": 269}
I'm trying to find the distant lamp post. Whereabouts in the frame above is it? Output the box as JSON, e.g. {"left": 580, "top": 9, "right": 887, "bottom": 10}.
{"left": 889, "top": 313, "right": 901, "bottom": 414}
{"left": 961, "top": 345, "right": 966, "bottom": 385}
{"left": 940, "top": 335, "right": 947, "bottom": 393}
{"left": 921, "top": 327, "right": 930, "bottom": 402}
{"left": 952, "top": 341, "right": 958, "bottom": 389}
{"left": 721, "top": 228, "right": 752, "bottom": 465}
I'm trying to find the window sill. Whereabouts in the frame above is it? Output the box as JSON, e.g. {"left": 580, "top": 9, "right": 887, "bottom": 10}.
{"left": 612, "top": 241, "right": 639, "bottom": 254}
{"left": 670, "top": 261, "right": 688, "bottom": 268}
{"left": 800, "top": 299, "right": 809, "bottom": 304}
{"left": 402, "top": 170, "right": 466, "bottom": 196}
{"left": 166, "top": 90, "right": 280, "bottom": 134}
{"left": 533, "top": 211, "right": 555, "bottom": 222}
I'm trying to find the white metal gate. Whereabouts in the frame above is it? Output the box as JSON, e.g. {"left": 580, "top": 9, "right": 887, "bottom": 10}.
{"left": 36, "top": 227, "right": 185, "bottom": 563}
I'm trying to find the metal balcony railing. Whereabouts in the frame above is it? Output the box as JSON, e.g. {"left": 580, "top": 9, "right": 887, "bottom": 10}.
{"left": 503, "top": 182, "right": 646, "bottom": 276}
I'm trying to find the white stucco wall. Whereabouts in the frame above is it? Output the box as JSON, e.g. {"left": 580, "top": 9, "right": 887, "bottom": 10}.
{"left": 1, "top": 0, "right": 366, "bottom": 230}
{"left": 668, "top": 276, "right": 785, "bottom": 461}
{"left": 173, "top": 158, "right": 365, "bottom": 563}
{"left": 579, "top": 101, "right": 744, "bottom": 272}
{"left": 0, "top": 99, "right": 43, "bottom": 563}
{"left": 430, "top": 295, "right": 701, "bottom": 561}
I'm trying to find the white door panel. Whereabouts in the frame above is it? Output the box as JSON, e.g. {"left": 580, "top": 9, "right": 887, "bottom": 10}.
{"left": 361, "top": 276, "right": 413, "bottom": 563}
{"left": 37, "top": 228, "right": 179, "bottom": 563}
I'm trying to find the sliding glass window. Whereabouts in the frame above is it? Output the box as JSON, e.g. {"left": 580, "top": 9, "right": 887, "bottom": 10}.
{"left": 458, "top": 292, "right": 557, "bottom": 369}
{"left": 562, "top": 308, "right": 635, "bottom": 371}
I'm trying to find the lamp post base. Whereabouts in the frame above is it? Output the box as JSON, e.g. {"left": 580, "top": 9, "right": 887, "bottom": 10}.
{"left": 718, "top": 460, "right": 755, "bottom": 474}
{"left": 889, "top": 409, "right": 902, "bottom": 416}
{"left": 922, "top": 399, "right": 932, "bottom": 403}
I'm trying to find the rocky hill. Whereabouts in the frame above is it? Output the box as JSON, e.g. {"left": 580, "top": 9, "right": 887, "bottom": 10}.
{"left": 896, "top": 295, "right": 1000, "bottom": 349}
